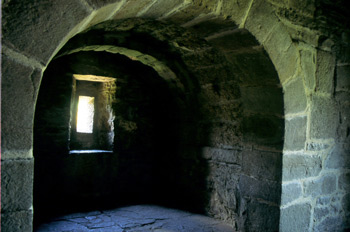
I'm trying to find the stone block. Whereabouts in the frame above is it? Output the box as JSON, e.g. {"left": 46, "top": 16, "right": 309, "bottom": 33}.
{"left": 342, "top": 193, "right": 350, "bottom": 214}
{"left": 335, "top": 92, "right": 350, "bottom": 144}
{"left": 315, "top": 50, "right": 336, "bottom": 94}
{"left": 1, "top": 210, "right": 33, "bottom": 232}
{"left": 310, "top": 95, "right": 337, "bottom": 139}
{"left": 186, "top": 18, "right": 238, "bottom": 38}
{"left": 199, "top": 81, "right": 240, "bottom": 106}
{"left": 206, "top": 121, "right": 241, "bottom": 147}
{"left": 282, "top": 154, "right": 322, "bottom": 181}
{"left": 336, "top": 65, "right": 350, "bottom": 92}
{"left": 287, "top": 0, "right": 316, "bottom": 15}
{"left": 202, "top": 147, "right": 242, "bottom": 165}
{"left": 281, "top": 182, "right": 303, "bottom": 205}
{"left": 325, "top": 144, "right": 350, "bottom": 169}
{"left": 303, "top": 174, "right": 337, "bottom": 197}
{"left": 85, "top": 0, "right": 121, "bottom": 9}
{"left": 314, "top": 216, "right": 345, "bottom": 232}
{"left": 237, "top": 199, "right": 280, "bottom": 232}
{"left": 264, "top": 24, "right": 299, "bottom": 84}
{"left": 1, "top": 159, "right": 34, "bottom": 212}
{"left": 2, "top": 0, "right": 90, "bottom": 64}
{"left": 284, "top": 77, "right": 307, "bottom": 114}
{"left": 280, "top": 203, "right": 311, "bottom": 232}
{"left": 242, "top": 114, "right": 284, "bottom": 147}
{"left": 300, "top": 49, "right": 316, "bottom": 89}
{"left": 200, "top": 100, "right": 242, "bottom": 121}
{"left": 339, "top": 172, "right": 350, "bottom": 191}
{"left": 238, "top": 174, "right": 281, "bottom": 203}
{"left": 113, "top": 0, "right": 155, "bottom": 19}
{"left": 221, "top": 0, "right": 254, "bottom": 25}
{"left": 182, "top": 49, "right": 227, "bottom": 69}
{"left": 207, "top": 29, "right": 258, "bottom": 52}
{"left": 192, "top": 0, "right": 218, "bottom": 12}
{"left": 284, "top": 116, "right": 307, "bottom": 151}
{"left": 141, "top": 0, "right": 185, "bottom": 18}
{"left": 242, "top": 150, "right": 282, "bottom": 181}
{"left": 306, "top": 141, "right": 331, "bottom": 151}
{"left": 166, "top": 5, "right": 212, "bottom": 25}
{"left": 227, "top": 49, "right": 280, "bottom": 87}
{"left": 316, "top": 196, "right": 331, "bottom": 206}
{"left": 1, "top": 56, "right": 41, "bottom": 153}
{"left": 245, "top": 0, "right": 280, "bottom": 43}
{"left": 241, "top": 85, "right": 284, "bottom": 115}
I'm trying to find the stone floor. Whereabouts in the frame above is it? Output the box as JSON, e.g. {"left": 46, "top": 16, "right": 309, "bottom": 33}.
{"left": 35, "top": 205, "right": 235, "bottom": 232}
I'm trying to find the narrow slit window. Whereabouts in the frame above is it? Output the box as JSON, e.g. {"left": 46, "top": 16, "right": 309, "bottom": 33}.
{"left": 76, "top": 96, "right": 95, "bottom": 133}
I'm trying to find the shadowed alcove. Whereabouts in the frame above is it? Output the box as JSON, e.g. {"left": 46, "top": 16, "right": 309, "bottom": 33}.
{"left": 33, "top": 19, "right": 284, "bottom": 231}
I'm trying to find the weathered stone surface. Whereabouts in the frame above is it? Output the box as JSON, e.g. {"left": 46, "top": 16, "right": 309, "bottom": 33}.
{"left": 1, "top": 210, "right": 33, "bottom": 232}
{"left": 339, "top": 172, "right": 350, "bottom": 191}
{"left": 336, "top": 65, "right": 350, "bottom": 92}
{"left": 284, "top": 116, "right": 307, "bottom": 151}
{"left": 36, "top": 205, "right": 234, "bottom": 232}
{"left": 206, "top": 121, "right": 241, "bottom": 147}
{"left": 325, "top": 144, "right": 350, "bottom": 169}
{"left": 1, "top": 56, "right": 41, "bottom": 154}
{"left": 306, "top": 141, "right": 331, "bottom": 151}
{"left": 300, "top": 49, "right": 316, "bottom": 90}
{"left": 281, "top": 182, "right": 303, "bottom": 205}
{"left": 239, "top": 174, "right": 281, "bottom": 203}
{"left": 1, "top": 159, "right": 34, "bottom": 212}
{"left": 182, "top": 49, "right": 226, "bottom": 69}
{"left": 316, "top": 195, "right": 331, "bottom": 206}
{"left": 200, "top": 100, "right": 242, "bottom": 121}
{"left": 202, "top": 147, "right": 242, "bottom": 164}
{"left": 85, "top": 0, "right": 121, "bottom": 9}
{"left": 335, "top": 92, "right": 350, "bottom": 144}
{"left": 166, "top": 5, "right": 212, "bottom": 25}
{"left": 141, "top": 0, "right": 185, "bottom": 18}
{"left": 113, "top": 0, "right": 154, "bottom": 19}
{"left": 314, "top": 216, "right": 345, "bottom": 232}
{"left": 342, "top": 193, "right": 350, "bottom": 214}
{"left": 264, "top": 24, "right": 299, "bottom": 84}
{"left": 221, "top": 0, "right": 253, "bottom": 25}
{"left": 315, "top": 50, "right": 336, "bottom": 94}
{"left": 310, "top": 96, "right": 337, "bottom": 139}
{"left": 243, "top": 114, "right": 284, "bottom": 147}
{"left": 192, "top": 0, "right": 218, "bottom": 12}
{"left": 282, "top": 154, "right": 322, "bottom": 181}
{"left": 245, "top": 0, "right": 279, "bottom": 43}
{"left": 2, "top": 0, "right": 90, "bottom": 64}
{"left": 207, "top": 29, "right": 257, "bottom": 52}
{"left": 227, "top": 49, "right": 280, "bottom": 87}
{"left": 242, "top": 150, "right": 282, "bottom": 181}
{"left": 237, "top": 199, "right": 280, "bottom": 232}
{"left": 187, "top": 18, "right": 238, "bottom": 38}
{"left": 303, "top": 174, "right": 337, "bottom": 197}
{"left": 241, "top": 85, "right": 283, "bottom": 115}
{"left": 284, "top": 77, "right": 307, "bottom": 114}
{"left": 280, "top": 203, "right": 311, "bottom": 232}
{"left": 199, "top": 81, "right": 240, "bottom": 105}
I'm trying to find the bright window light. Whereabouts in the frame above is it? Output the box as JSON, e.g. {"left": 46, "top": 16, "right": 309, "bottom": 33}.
{"left": 76, "top": 96, "right": 95, "bottom": 133}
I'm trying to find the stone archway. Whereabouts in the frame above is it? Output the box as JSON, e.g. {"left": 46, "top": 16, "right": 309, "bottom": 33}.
{"left": 32, "top": 18, "right": 284, "bottom": 231}
{"left": 2, "top": 1, "right": 348, "bottom": 232}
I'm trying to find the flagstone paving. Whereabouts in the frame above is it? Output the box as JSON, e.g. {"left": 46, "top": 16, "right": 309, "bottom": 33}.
{"left": 35, "top": 205, "right": 235, "bottom": 232}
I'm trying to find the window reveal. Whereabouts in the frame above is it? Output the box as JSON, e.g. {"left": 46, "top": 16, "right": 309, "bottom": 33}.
{"left": 76, "top": 96, "right": 95, "bottom": 133}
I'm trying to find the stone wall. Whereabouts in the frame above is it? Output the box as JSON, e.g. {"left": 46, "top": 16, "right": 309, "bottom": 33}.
{"left": 1, "top": 0, "right": 349, "bottom": 232}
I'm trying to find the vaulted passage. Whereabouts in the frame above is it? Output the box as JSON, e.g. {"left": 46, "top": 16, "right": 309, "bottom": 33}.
{"left": 33, "top": 19, "right": 283, "bottom": 231}
{"left": 3, "top": 1, "right": 349, "bottom": 232}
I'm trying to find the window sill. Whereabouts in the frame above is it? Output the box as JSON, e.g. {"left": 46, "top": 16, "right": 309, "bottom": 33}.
{"left": 69, "top": 150, "right": 113, "bottom": 154}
